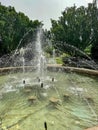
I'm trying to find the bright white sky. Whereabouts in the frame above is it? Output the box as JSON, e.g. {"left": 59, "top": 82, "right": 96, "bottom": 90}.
{"left": 0, "top": 0, "right": 93, "bottom": 29}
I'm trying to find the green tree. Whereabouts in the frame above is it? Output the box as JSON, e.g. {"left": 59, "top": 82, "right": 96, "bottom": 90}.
{"left": 0, "top": 3, "right": 42, "bottom": 56}
{"left": 51, "top": 1, "right": 98, "bottom": 59}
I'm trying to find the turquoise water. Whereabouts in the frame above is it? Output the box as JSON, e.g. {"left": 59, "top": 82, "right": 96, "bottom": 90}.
{"left": 0, "top": 71, "right": 98, "bottom": 130}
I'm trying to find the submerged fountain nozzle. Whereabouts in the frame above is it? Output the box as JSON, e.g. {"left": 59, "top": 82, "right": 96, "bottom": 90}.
{"left": 52, "top": 77, "right": 54, "bottom": 82}
{"left": 44, "top": 121, "right": 47, "bottom": 130}
{"left": 37, "top": 77, "right": 40, "bottom": 82}
{"left": 41, "top": 82, "right": 43, "bottom": 88}
{"left": 23, "top": 80, "right": 25, "bottom": 84}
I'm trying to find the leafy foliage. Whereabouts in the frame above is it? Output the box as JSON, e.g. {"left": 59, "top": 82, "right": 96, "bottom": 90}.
{"left": 51, "top": 0, "right": 98, "bottom": 59}
{"left": 0, "top": 3, "right": 42, "bottom": 56}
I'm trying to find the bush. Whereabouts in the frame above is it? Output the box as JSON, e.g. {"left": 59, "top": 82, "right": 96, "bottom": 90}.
{"left": 56, "top": 57, "right": 63, "bottom": 64}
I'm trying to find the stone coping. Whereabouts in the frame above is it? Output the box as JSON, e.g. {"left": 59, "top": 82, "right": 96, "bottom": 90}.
{"left": 0, "top": 64, "right": 98, "bottom": 76}
{"left": 47, "top": 64, "right": 98, "bottom": 76}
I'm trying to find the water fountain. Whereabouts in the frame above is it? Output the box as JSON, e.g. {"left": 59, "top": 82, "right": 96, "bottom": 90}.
{"left": 0, "top": 28, "right": 98, "bottom": 130}
{"left": 35, "top": 28, "right": 47, "bottom": 77}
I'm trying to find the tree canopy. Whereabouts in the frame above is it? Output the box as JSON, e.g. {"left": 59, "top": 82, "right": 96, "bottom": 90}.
{"left": 0, "top": 1, "right": 98, "bottom": 60}
{"left": 0, "top": 3, "right": 42, "bottom": 56}
{"left": 50, "top": 0, "right": 98, "bottom": 59}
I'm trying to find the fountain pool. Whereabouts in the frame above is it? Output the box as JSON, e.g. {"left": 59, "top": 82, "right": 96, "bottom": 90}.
{"left": 0, "top": 28, "right": 98, "bottom": 130}
{"left": 0, "top": 70, "right": 98, "bottom": 130}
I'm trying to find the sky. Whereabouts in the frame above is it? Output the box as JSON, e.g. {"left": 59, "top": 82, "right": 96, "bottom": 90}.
{"left": 0, "top": 0, "right": 93, "bottom": 29}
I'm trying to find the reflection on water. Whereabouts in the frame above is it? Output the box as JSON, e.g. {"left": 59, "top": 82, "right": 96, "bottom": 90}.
{"left": 0, "top": 71, "right": 98, "bottom": 130}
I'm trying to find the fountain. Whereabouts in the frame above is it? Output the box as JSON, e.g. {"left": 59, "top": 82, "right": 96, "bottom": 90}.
{"left": 35, "top": 28, "right": 46, "bottom": 76}
{"left": 0, "top": 28, "right": 98, "bottom": 130}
